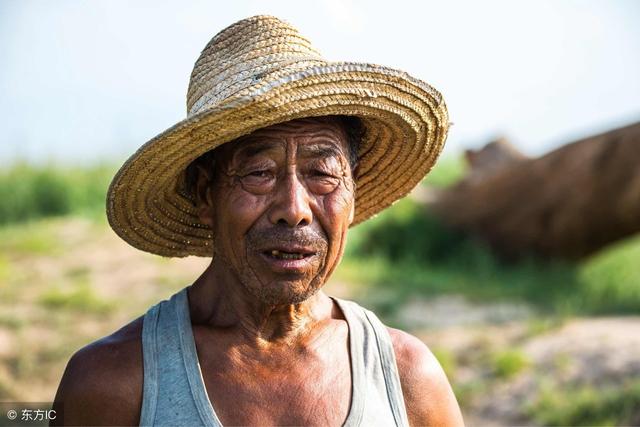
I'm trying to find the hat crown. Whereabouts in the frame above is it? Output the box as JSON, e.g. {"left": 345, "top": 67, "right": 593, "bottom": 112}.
{"left": 186, "top": 15, "right": 324, "bottom": 116}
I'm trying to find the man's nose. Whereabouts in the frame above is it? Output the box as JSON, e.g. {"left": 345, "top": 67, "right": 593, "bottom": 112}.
{"left": 268, "top": 172, "right": 313, "bottom": 227}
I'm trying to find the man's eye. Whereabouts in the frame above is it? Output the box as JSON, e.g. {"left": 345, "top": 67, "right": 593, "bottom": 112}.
{"left": 242, "top": 169, "right": 276, "bottom": 180}
{"left": 306, "top": 170, "right": 341, "bottom": 194}
{"left": 311, "top": 169, "right": 336, "bottom": 178}
{"left": 239, "top": 170, "right": 275, "bottom": 195}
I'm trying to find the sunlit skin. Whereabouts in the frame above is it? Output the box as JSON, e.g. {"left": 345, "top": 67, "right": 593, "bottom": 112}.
{"left": 190, "top": 120, "right": 354, "bottom": 342}
{"left": 51, "top": 117, "right": 464, "bottom": 426}
{"left": 189, "top": 117, "right": 355, "bottom": 343}
{"left": 173, "top": 118, "right": 357, "bottom": 424}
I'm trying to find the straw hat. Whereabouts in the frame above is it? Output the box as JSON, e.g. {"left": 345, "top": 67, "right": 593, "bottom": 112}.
{"left": 107, "top": 15, "right": 449, "bottom": 257}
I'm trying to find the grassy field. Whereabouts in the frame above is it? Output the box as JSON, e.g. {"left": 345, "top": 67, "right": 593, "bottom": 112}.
{"left": 0, "top": 162, "right": 113, "bottom": 225}
{"left": 5, "top": 157, "right": 640, "bottom": 318}
{"left": 340, "top": 197, "right": 640, "bottom": 318}
{"left": 1, "top": 159, "right": 639, "bottom": 425}
{"left": 339, "top": 155, "right": 640, "bottom": 318}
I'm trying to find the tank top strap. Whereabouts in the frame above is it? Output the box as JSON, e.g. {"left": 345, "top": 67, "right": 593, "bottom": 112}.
{"left": 361, "top": 307, "right": 410, "bottom": 427}
{"left": 174, "top": 289, "right": 223, "bottom": 426}
{"left": 331, "top": 297, "right": 366, "bottom": 427}
{"left": 333, "top": 298, "right": 410, "bottom": 427}
{"left": 139, "top": 302, "right": 160, "bottom": 426}
{"left": 139, "top": 289, "right": 221, "bottom": 426}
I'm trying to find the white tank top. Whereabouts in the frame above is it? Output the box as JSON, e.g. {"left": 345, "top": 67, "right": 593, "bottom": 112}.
{"left": 139, "top": 287, "right": 410, "bottom": 426}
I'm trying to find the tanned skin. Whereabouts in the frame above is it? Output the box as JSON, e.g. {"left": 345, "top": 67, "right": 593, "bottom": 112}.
{"left": 52, "top": 118, "right": 464, "bottom": 426}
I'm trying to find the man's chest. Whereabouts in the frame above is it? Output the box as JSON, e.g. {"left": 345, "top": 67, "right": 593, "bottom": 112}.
{"left": 194, "top": 331, "right": 353, "bottom": 425}
{"left": 203, "top": 361, "right": 352, "bottom": 425}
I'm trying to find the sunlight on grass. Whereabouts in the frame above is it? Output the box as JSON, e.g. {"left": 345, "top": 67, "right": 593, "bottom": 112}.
{"left": 524, "top": 317, "right": 566, "bottom": 338}
{"left": 0, "top": 162, "right": 115, "bottom": 226}
{"left": 0, "top": 314, "right": 24, "bottom": 330}
{"left": 0, "top": 221, "right": 62, "bottom": 256}
{"left": 432, "top": 347, "right": 457, "bottom": 378}
{"left": 579, "top": 234, "right": 640, "bottom": 314}
{"left": 491, "top": 349, "right": 530, "bottom": 379}
{"left": 527, "top": 380, "right": 640, "bottom": 426}
{"left": 342, "top": 195, "right": 640, "bottom": 316}
{"left": 38, "top": 283, "right": 115, "bottom": 315}
{"left": 0, "top": 256, "right": 11, "bottom": 283}
{"left": 422, "top": 156, "right": 467, "bottom": 188}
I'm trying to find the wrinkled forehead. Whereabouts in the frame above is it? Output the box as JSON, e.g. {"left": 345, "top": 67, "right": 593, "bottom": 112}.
{"left": 220, "top": 117, "right": 351, "bottom": 162}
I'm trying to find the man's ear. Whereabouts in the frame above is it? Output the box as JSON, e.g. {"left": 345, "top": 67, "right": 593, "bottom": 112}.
{"left": 195, "top": 165, "right": 215, "bottom": 228}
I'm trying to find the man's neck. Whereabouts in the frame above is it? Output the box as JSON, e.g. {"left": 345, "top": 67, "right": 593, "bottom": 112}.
{"left": 186, "top": 259, "right": 334, "bottom": 348}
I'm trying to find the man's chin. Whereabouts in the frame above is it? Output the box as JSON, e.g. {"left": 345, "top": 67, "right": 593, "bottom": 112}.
{"left": 245, "top": 279, "right": 322, "bottom": 306}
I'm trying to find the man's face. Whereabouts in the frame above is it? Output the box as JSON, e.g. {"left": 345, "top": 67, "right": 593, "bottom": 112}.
{"left": 199, "top": 117, "right": 356, "bottom": 305}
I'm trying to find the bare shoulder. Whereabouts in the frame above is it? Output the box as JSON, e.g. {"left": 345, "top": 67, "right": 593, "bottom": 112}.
{"left": 51, "top": 316, "right": 144, "bottom": 426}
{"left": 387, "top": 327, "right": 465, "bottom": 427}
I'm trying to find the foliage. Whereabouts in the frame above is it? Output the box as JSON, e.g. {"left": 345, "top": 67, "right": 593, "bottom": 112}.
{"left": 528, "top": 381, "right": 640, "bottom": 426}
{"left": 491, "top": 349, "right": 529, "bottom": 379}
{"left": 342, "top": 198, "right": 582, "bottom": 314}
{"left": 0, "top": 220, "right": 62, "bottom": 255}
{"left": 421, "top": 155, "right": 467, "bottom": 188}
{"left": 0, "top": 162, "right": 115, "bottom": 225}
{"left": 432, "top": 347, "right": 457, "bottom": 378}
{"left": 347, "top": 199, "right": 475, "bottom": 265}
{"left": 38, "top": 283, "right": 114, "bottom": 315}
{"left": 343, "top": 189, "right": 640, "bottom": 316}
{"left": 2, "top": 157, "right": 639, "bottom": 317}
{"left": 578, "top": 234, "right": 640, "bottom": 314}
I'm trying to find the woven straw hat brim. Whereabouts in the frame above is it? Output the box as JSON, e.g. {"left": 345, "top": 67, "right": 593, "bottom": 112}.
{"left": 107, "top": 61, "right": 448, "bottom": 257}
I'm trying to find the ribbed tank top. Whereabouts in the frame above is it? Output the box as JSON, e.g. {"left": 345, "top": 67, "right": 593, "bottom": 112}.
{"left": 139, "top": 288, "right": 409, "bottom": 426}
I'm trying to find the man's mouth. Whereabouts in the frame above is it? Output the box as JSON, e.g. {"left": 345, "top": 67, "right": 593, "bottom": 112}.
{"left": 264, "top": 249, "right": 315, "bottom": 260}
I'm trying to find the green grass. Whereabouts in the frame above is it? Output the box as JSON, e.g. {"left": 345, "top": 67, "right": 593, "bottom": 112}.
{"left": 578, "top": 234, "right": 640, "bottom": 314}
{"left": 39, "top": 283, "right": 115, "bottom": 315}
{"left": 432, "top": 347, "right": 457, "bottom": 378}
{"left": 0, "top": 255, "right": 11, "bottom": 282}
{"left": 341, "top": 156, "right": 640, "bottom": 317}
{"left": 0, "top": 220, "right": 62, "bottom": 256}
{"left": 343, "top": 195, "right": 640, "bottom": 316}
{"left": 0, "top": 162, "right": 115, "bottom": 225}
{"left": 422, "top": 155, "right": 467, "bottom": 188}
{"left": 65, "top": 266, "right": 91, "bottom": 281}
{"left": 0, "top": 313, "right": 24, "bottom": 330}
{"left": 2, "top": 157, "right": 639, "bottom": 317}
{"left": 528, "top": 380, "right": 640, "bottom": 426}
{"left": 453, "top": 380, "right": 487, "bottom": 409}
{"left": 524, "top": 317, "right": 566, "bottom": 338}
{"left": 491, "top": 349, "right": 529, "bottom": 379}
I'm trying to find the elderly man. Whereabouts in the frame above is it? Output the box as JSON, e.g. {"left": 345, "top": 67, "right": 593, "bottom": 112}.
{"left": 53, "top": 15, "right": 463, "bottom": 426}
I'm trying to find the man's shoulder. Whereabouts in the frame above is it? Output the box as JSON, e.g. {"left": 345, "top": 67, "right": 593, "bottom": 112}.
{"left": 52, "top": 316, "right": 144, "bottom": 426}
{"left": 386, "top": 326, "right": 465, "bottom": 427}
{"left": 70, "top": 315, "right": 144, "bottom": 374}
{"left": 385, "top": 326, "right": 443, "bottom": 380}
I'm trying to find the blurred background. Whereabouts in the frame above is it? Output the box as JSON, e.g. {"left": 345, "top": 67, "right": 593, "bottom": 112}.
{"left": 1, "top": 1, "right": 639, "bottom": 425}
